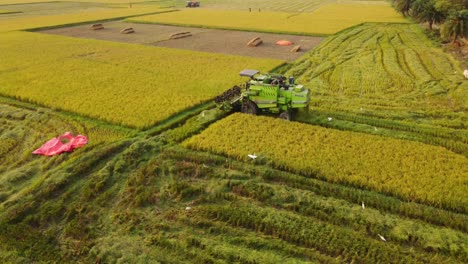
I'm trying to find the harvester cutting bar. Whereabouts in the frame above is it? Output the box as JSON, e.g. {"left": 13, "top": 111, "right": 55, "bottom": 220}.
{"left": 215, "top": 86, "right": 241, "bottom": 104}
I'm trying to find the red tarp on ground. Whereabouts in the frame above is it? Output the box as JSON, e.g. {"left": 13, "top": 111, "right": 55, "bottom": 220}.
{"left": 32, "top": 132, "right": 88, "bottom": 156}
{"left": 276, "top": 40, "right": 293, "bottom": 46}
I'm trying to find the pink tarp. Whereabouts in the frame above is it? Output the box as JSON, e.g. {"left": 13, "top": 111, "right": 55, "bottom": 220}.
{"left": 32, "top": 132, "right": 88, "bottom": 156}
{"left": 276, "top": 40, "right": 293, "bottom": 46}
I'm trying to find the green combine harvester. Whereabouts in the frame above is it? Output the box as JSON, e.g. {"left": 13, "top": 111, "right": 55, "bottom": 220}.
{"left": 216, "top": 69, "right": 310, "bottom": 120}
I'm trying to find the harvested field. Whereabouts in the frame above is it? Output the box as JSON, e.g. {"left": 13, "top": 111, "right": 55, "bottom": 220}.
{"left": 41, "top": 21, "right": 323, "bottom": 61}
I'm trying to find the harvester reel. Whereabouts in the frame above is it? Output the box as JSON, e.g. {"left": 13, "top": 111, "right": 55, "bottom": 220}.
{"left": 241, "top": 100, "right": 258, "bottom": 115}
{"left": 215, "top": 85, "right": 241, "bottom": 104}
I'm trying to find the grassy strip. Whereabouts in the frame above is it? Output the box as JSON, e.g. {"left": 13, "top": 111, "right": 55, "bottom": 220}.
{"left": 145, "top": 101, "right": 217, "bottom": 136}
{"left": 159, "top": 107, "right": 228, "bottom": 142}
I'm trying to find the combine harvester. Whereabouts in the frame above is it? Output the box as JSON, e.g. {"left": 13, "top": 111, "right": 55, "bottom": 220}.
{"left": 216, "top": 69, "right": 310, "bottom": 120}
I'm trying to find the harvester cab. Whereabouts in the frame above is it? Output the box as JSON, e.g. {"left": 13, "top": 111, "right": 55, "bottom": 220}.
{"left": 215, "top": 69, "right": 310, "bottom": 120}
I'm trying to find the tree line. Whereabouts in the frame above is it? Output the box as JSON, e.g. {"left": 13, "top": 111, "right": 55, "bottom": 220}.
{"left": 391, "top": 0, "right": 467, "bottom": 43}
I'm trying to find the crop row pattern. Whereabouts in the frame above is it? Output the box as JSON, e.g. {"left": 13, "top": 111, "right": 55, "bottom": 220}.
{"left": 183, "top": 114, "right": 468, "bottom": 212}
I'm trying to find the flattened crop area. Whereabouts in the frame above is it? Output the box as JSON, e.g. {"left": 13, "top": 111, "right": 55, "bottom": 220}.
{"left": 42, "top": 21, "right": 323, "bottom": 61}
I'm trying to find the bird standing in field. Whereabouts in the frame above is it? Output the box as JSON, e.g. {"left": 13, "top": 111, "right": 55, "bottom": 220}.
{"left": 378, "top": 234, "right": 387, "bottom": 241}
{"left": 248, "top": 154, "right": 257, "bottom": 159}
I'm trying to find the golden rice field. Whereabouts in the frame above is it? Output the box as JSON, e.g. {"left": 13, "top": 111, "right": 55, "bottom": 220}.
{"left": 0, "top": 31, "right": 281, "bottom": 128}
{"left": 189, "top": 0, "right": 392, "bottom": 13}
{"left": 128, "top": 3, "right": 407, "bottom": 35}
{"left": 0, "top": 0, "right": 147, "bottom": 4}
{"left": 0, "top": 5, "right": 172, "bottom": 32}
{"left": 183, "top": 113, "right": 468, "bottom": 212}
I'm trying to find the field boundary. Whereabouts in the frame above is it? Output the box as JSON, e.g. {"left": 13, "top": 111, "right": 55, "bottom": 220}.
{"left": 0, "top": 11, "right": 21, "bottom": 14}
{"left": 127, "top": 19, "right": 330, "bottom": 37}
{"left": 0, "top": 1, "right": 53, "bottom": 6}
{"left": 24, "top": 9, "right": 178, "bottom": 32}
{"left": 145, "top": 101, "right": 217, "bottom": 135}
{"left": 127, "top": 19, "right": 414, "bottom": 37}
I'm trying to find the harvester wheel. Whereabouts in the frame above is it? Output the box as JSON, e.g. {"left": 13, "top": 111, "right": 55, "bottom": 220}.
{"left": 279, "top": 111, "right": 291, "bottom": 121}
{"left": 241, "top": 100, "right": 258, "bottom": 115}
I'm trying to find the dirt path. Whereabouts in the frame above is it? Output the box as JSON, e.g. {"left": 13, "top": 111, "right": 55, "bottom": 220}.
{"left": 41, "top": 21, "right": 323, "bottom": 61}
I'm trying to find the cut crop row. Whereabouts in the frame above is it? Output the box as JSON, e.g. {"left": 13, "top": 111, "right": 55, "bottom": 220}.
{"left": 285, "top": 23, "right": 467, "bottom": 118}
{"left": 201, "top": 203, "right": 457, "bottom": 263}
{"left": 227, "top": 180, "right": 468, "bottom": 259}
{"left": 163, "top": 147, "right": 468, "bottom": 233}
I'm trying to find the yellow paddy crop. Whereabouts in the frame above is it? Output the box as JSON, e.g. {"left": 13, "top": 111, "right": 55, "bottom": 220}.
{"left": 183, "top": 113, "right": 468, "bottom": 211}
{"left": 0, "top": 0, "right": 146, "bottom": 4}
{"left": 0, "top": 31, "right": 282, "bottom": 128}
{"left": 0, "top": 5, "right": 172, "bottom": 32}
{"left": 128, "top": 2, "right": 407, "bottom": 35}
